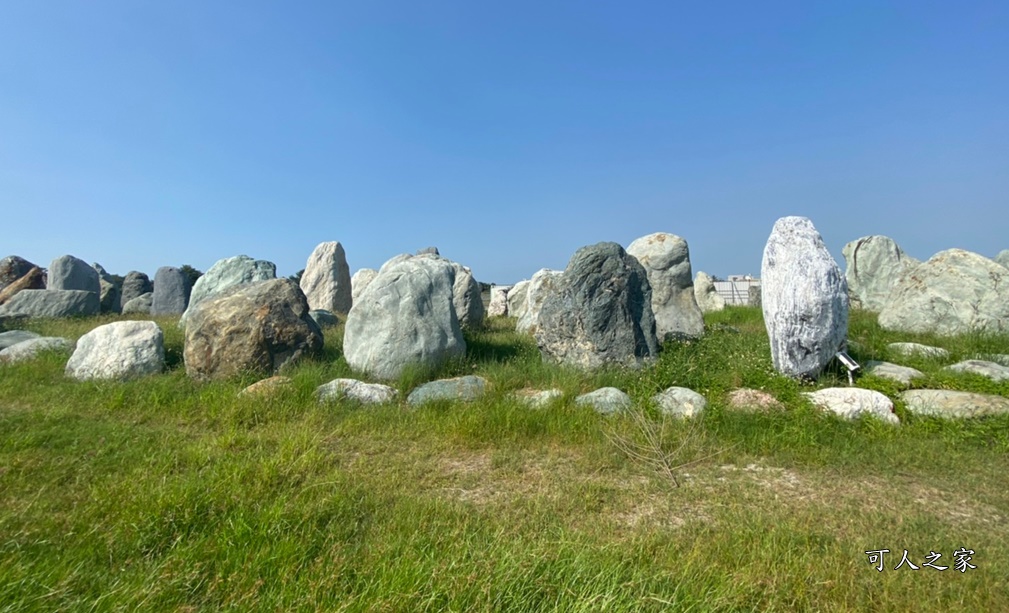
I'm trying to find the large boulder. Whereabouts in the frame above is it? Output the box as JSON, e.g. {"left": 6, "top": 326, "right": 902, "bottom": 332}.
{"left": 119, "top": 271, "right": 152, "bottom": 311}
{"left": 627, "top": 233, "right": 704, "bottom": 341}
{"left": 0, "top": 267, "right": 46, "bottom": 306}
{"left": 761, "top": 216, "right": 848, "bottom": 380}
{"left": 995, "top": 249, "right": 1009, "bottom": 269}
{"left": 350, "top": 268, "right": 379, "bottom": 304}
{"left": 92, "top": 263, "right": 122, "bottom": 314}
{"left": 122, "top": 292, "right": 154, "bottom": 315}
{"left": 48, "top": 255, "right": 100, "bottom": 294}
{"left": 507, "top": 279, "right": 531, "bottom": 321}
{"left": 184, "top": 279, "right": 323, "bottom": 380}
{"left": 343, "top": 255, "right": 464, "bottom": 381}
{"left": 535, "top": 242, "right": 659, "bottom": 369}
{"left": 878, "top": 249, "right": 1009, "bottom": 336}
{"left": 300, "top": 241, "right": 353, "bottom": 314}
{"left": 0, "top": 289, "right": 100, "bottom": 318}
{"left": 0, "top": 256, "right": 38, "bottom": 290}
{"left": 841, "top": 235, "right": 919, "bottom": 311}
{"left": 693, "top": 271, "right": 725, "bottom": 313}
{"left": 181, "top": 255, "right": 276, "bottom": 323}
{"left": 65, "top": 321, "right": 165, "bottom": 380}
{"left": 516, "top": 269, "right": 563, "bottom": 334}
{"left": 150, "top": 267, "right": 191, "bottom": 316}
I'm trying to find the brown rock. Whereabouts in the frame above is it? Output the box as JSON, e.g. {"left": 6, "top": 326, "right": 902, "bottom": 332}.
{"left": 238, "top": 376, "right": 293, "bottom": 398}
{"left": 726, "top": 388, "right": 785, "bottom": 412}
{"left": 0, "top": 267, "right": 46, "bottom": 306}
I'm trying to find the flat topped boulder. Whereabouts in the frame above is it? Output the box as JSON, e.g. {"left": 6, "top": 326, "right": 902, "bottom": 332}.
{"left": 878, "top": 249, "right": 1009, "bottom": 335}
{"left": 151, "top": 267, "right": 191, "bottom": 316}
{"left": 804, "top": 388, "right": 899, "bottom": 425}
{"left": 863, "top": 361, "right": 924, "bottom": 387}
{"left": 0, "top": 337, "right": 71, "bottom": 364}
{"left": 626, "top": 232, "right": 704, "bottom": 340}
{"left": 48, "top": 255, "right": 100, "bottom": 294}
{"left": 841, "top": 235, "right": 918, "bottom": 311}
{"left": 943, "top": 360, "right": 1009, "bottom": 382}
{"left": 901, "top": 390, "right": 1009, "bottom": 419}
{"left": 535, "top": 242, "right": 659, "bottom": 369}
{"left": 407, "top": 375, "right": 487, "bottom": 406}
{"left": 0, "top": 289, "right": 100, "bottom": 319}
{"left": 300, "top": 241, "right": 353, "bottom": 314}
{"left": 65, "top": 321, "right": 165, "bottom": 381}
{"left": 761, "top": 216, "right": 848, "bottom": 380}
{"left": 887, "top": 342, "right": 949, "bottom": 360}
{"left": 317, "top": 379, "right": 398, "bottom": 405}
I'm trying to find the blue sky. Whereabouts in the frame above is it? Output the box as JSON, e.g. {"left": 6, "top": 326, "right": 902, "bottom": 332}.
{"left": 2, "top": 1, "right": 1006, "bottom": 284}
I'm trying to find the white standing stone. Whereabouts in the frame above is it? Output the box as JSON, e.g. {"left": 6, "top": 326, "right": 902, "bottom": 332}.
{"left": 693, "top": 271, "right": 725, "bottom": 313}
{"left": 488, "top": 285, "right": 511, "bottom": 317}
{"left": 507, "top": 279, "right": 530, "bottom": 321}
{"left": 300, "top": 241, "right": 353, "bottom": 314}
{"left": 351, "top": 268, "right": 379, "bottom": 304}
{"left": 516, "top": 269, "right": 563, "bottom": 334}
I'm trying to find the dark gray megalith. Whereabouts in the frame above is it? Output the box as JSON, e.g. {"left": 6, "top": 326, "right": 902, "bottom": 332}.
{"left": 300, "top": 241, "right": 353, "bottom": 314}
{"left": 343, "top": 254, "right": 464, "bottom": 380}
{"left": 92, "top": 263, "right": 122, "bottom": 314}
{"left": 841, "top": 235, "right": 918, "bottom": 311}
{"left": 151, "top": 267, "right": 191, "bottom": 316}
{"left": 48, "top": 255, "right": 100, "bottom": 294}
{"left": 761, "top": 216, "right": 848, "bottom": 380}
{"left": 0, "top": 256, "right": 38, "bottom": 290}
{"left": 119, "top": 271, "right": 153, "bottom": 310}
{"left": 535, "top": 242, "right": 659, "bottom": 369}
{"left": 626, "top": 233, "right": 704, "bottom": 341}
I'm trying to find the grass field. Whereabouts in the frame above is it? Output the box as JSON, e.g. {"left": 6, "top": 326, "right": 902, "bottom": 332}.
{"left": 1, "top": 307, "right": 1007, "bottom": 611}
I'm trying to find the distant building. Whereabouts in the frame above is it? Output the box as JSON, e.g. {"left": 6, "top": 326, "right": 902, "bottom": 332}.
{"left": 712, "top": 275, "right": 760, "bottom": 306}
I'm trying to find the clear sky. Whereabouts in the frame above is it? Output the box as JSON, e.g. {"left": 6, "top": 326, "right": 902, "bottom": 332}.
{"left": 2, "top": 1, "right": 1006, "bottom": 284}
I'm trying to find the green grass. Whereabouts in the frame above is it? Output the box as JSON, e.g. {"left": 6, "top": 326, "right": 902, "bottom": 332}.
{"left": 1, "top": 307, "right": 1008, "bottom": 611}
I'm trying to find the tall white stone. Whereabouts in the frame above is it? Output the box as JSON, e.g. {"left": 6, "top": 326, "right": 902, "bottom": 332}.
{"left": 300, "top": 241, "right": 353, "bottom": 314}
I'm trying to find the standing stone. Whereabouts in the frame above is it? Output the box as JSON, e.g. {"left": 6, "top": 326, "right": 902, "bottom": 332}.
{"left": 65, "top": 321, "right": 165, "bottom": 380}
{"left": 841, "top": 235, "right": 919, "bottom": 311}
{"left": 343, "top": 255, "right": 464, "bottom": 381}
{"left": 516, "top": 269, "right": 563, "bottom": 334}
{"left": 761, "top": 216, "right": 848, "bottom": 380}
{"left": 184, "top": 279, "right": 323, "bottom": 380}
{"left": 627, "top": 233, "right": 704, "bottom": 341}
{"left": 878, "top": 249, "right": 1009, "bottom": 336}
{"left": 488, "top": 285, "right": 511, "bottom": 317}
{"left": 445, "top": 259, "right": 484, "bottom": 328}
{"left": 0, "top": 267, "right": 46, "bottom": 306}
{"left": 0, "top": 256, "right": 38, "bottom": 290}
{"left": 300, "top": 241, "right": 353, "bottom": 314}
{"left": 151, "top": 267, "right": 191, "bottom": 316}
{"left": 351, "top": 268, "right": 379, "bottom": 303}
{"left": 507, "top": 279, "right": 530, "bottom": 321}
{"left": 995, "top": 249, "right": 1009, "bottom": 269}
{"left": 693, "top": 271, "right": 725, "bottom": 313}
{"left": 748, "top": 285, "right": 762, "bottom": 308}
{"left": 48, "top": 255, "right": 100, "bottom": 294}
{"left": 653, "top": 387, "right": 707, "bottom": 418}
{"left": 0, "top": 289, "right": 100, "bottom": 318}
{"left": 184, "top": 255, "right": 276, "bottom": 321}
{"left": 119, "top": 271, "right": 152, "bottom": 311}
{"left": 535, "top": 242, "right": 659, "bottom": 369}
{"left": 92, "top": 263, "right": 122, "bottom": 314}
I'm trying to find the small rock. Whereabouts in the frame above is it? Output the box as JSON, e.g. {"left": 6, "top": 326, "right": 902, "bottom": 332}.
{"left": 407, "top": 375, "right": 488, "bottom": 406}
{"left": 513, "top": 388, "right": 563, "bottom": 408}
{"left": 488, "top": 285, "right": 511, "bottom": 317}
{"left": 65, "top": 321, "right": 165, "bottom": 380}
{"left": 0, "top": 330, "right": 40, "bottom": 351}
{"left": 725, "top": 388, "right": 784, "bottom": 412}
{"left": 316, "top": 378, "right": 398, "bottom": 405}
{"left": 943, "top": 360, "right": 1009, "bottom": 382}
{"left": 0, "top": 337, "right": 71, "bottom": 364}
{"left": 575, "top": 387, "right": 631, "bottom": 415}
{"left": 887, "top": 342, "right": 949, "bottom": 360}
{"left": 239, "top": 376, "right": 293, "bottom": 398}
{"left": 653, "top": 386, "right": 707, "bottom": 417}
{"left": 804, "top": 387, "right": 899, "bottom": 424}
{"left": 901, "top": 389, "right": 1009, "bottom": 419}
{"left": 863, "top": 361, "right": 924, "bottom": 387}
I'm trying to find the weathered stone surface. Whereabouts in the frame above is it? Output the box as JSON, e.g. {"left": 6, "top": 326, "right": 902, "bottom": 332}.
{"left": 761, "top": 217, "right": 848, "bottom": 380}
{"left": 184, "top": 279, "right": 323, "bottom": 380}
{"left": 693, "top": 271, "right": 725, "bottom": 313}
{"left": 804, "top": 388, "right": 899, "bottom": 424}
{"left": 316, "top": 378, "right": 398, "bottom": 405}
{"left": 516, "top": 270, "right": 563, "bottom": 334}
{"left": 0, "top": 256, "right": 37, "bottom": 290}
{"left": 995, "top": 249, "right": 1009, "bottom": 269}
{"left": 488, "top": 285, "right": 511, "bottom": 317}
{"left": 943, "top": 360, "right": 1009, "bottom": 382}
{"left": 0, "top": 267, "right": 46, "bottom": 306}
{"left": 48, "top": 255, "right": 100, "bottom": 293}
{"left": 977, "top": 354, "right": 1009, "bottom": 367}
{"left": 92, "top": 263, "right": 121, "bottom": 314}
{"left": 183, "top": 256, "right": 277, "bottom": 323}
{"left": 416, "top": 246, "right": 439, "bottom": 255}
{"left": 842, "top": 235, "right": 919, "bottom": 311}
{"left": 627, "top": 233, "right": 704, "bottom": 340}
{"left": 351, "top": 268, "right": 379, "bottom": 304}
{"left": 507, "top": 279, "right": 530, "bottom": 322}
{"left": 902, "top": 390, "right": 1009, "bottom": 419}
{"left": 309, "top": 309, "right": 340, "bottom": 328}
{"left": 435, "top": 256, "right": 484, "bottom": 328}
{"left": 0, "top": 289, "right": 100, "bottom": 318}
{"left": 122, "top": 292, "right": 153, "bottom": 315}
{"left": 887, "top": 342, "right": 949, "bottom": 360}
{"left": 407, "top": 375, "right": 487, "bottom": 406}
{"left": 0, "top": 336, "right": 71, "bottom": 363}
{"left": 151, "top": 267, "right": 191, "bottom": 316}
{"left": 238, "top": 376, "right": 293, "bottom": 398}
{"left": 343, "top": 255, "right": 464, "bottom": 381}
{"left": 513, "top": 388, "right": 563, "bottom": 408}
{"left": 863, "top": 361, "right": 924, "bottom": 387}
{"left": 300, "top": 241, "right": 353, "bottom": 314}
{"left": 0, "top": 330, "right": 40, "bottom": 350}
{"left": 575, "top": 387, "right": 631, "bottom": 415}
{"left": 65, "top": 321, "right": 165, "bottom": 380}
{"left": 653, "top": 387, "right": 707, "bottom": 418}
{"left": 725, "top": 388, "right": 784, "bottom": 412}
{"left": 878, "top": 249, "right": 1009, "bottom": 335}
{"left": 536, "top": 243, "right": 659, "bottom": 369}
{"left": 119, "top": 271, "right": 152, "bottom": 311}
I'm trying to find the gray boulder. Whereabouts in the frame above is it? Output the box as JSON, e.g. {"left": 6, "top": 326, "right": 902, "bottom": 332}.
{"left": 507, "top": 279, "right": 531, "bottom": 322}
{"left": 653, "top": 387, "right": 707, "bottom": 418}
{"left": 995, "top": 249, "right": 1009, "bottom": 269}
{"left": 48, "top": 255, "right": 100, "bottom": 294}
{"left": 122, "top": 292, "right": 154, "bottom": 315}
{"left": 626, "top": 232, "right": 704, "bottom": 340}
{"left": 343, "top": 255, "right": 464, "bottom": 380}
{"left": 887, "top": 342, "right": 949, "bottom": 360}
{"left": 316, "top": 378, "right": 398, "bottom": 405}
{"left": 351, "top": 268, "right": 379, "bottom": 304}
{"left": 184, "top": 279, "right": 323, "bottom": 380}
{"left": 902, "top": 390, "right": 1009, "bottom": 419}
{"left": 878, "top": 249, "right": 1009, "bottom": 336}
{"left": 0, "top": 256, "right": 38, "bottom": 290}
{"left": 863, "top": 361, "right": 924, "bottom": 387}
{"left": 693, "top": 271, "right": 724, "bottom": 313}
{"left": 761, "top": 216, "right": 848, "bottom": 380}
{"left": 535, "top": 242, "right": 659, "bottom": 369}
{"left": 300, "top": 241, "right": 353, "bottom": 314}
{"left": 0, "top": 336, "right": 71, "bottom": 363}
{"left": 842, "top": 235, "right": 918, "bottom": 311}
{"left": 943, "top": 360, "right": 1009, "bottom": 382}
{"left": 0, "top": 289, "right": 100, "bottom": 318}
{"left": 445, "top": 259, "right": 484, "bottom": 328}
{"left": 0, "top": 330, "right": 40, "bottom": 350}
{"left": 575, "top": 387, "right": 631, "bottom": 415}
{"left": 150, "top": 267, "right": 191, "bottom": 316}
{"left": 407, "top": 375, "right": 487, "bottom": 406}
{"left": 309, "top": 309, "right": 340, "bottom": 328}
{"left": 92, "top": 263, "right": 122, "bottom": 314}
{"left": 516, "top": 269, "right": 563, "bottom": 334}
{"left": 119, "top": 271, "right": 152, "bottom": 310}
{"left": 65, "top": 321, "right": 165, "bottom": 380}
{"left": 804, "top": 388, "right": 899, "bottom": 424}
{"left": 182, "top": 255, "right": 276, "bottom": 322}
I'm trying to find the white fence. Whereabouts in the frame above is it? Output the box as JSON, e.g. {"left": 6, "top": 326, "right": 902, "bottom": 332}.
{"left": 713, "top": 278, "right": 760, "bottom": 306}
